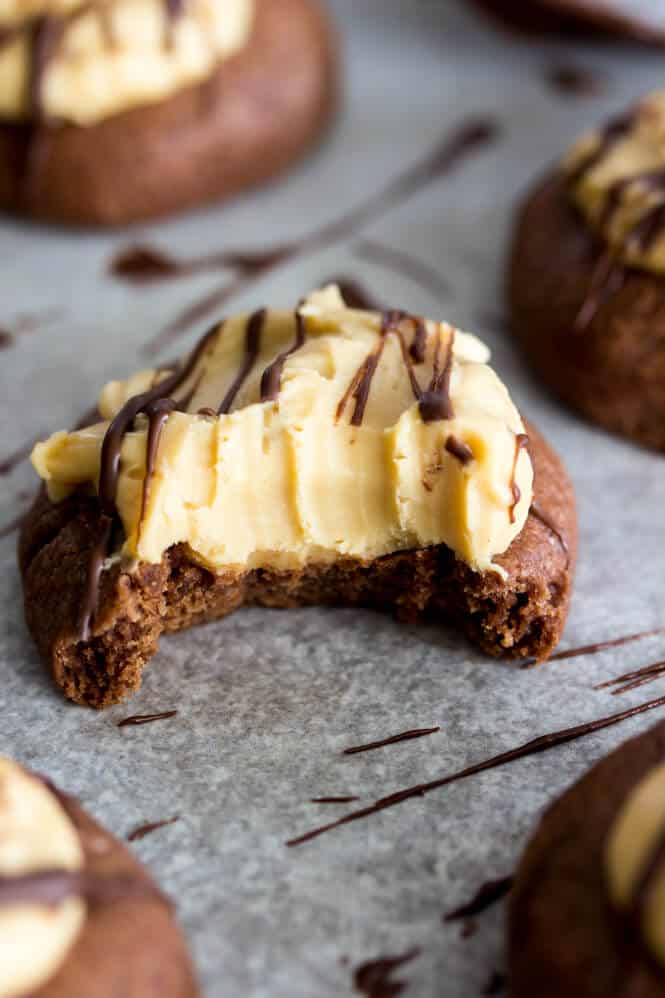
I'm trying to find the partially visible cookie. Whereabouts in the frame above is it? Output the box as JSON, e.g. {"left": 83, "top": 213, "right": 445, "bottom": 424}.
{"left": 509, "top": 93, "right": 665, "bottom": 452}
{"left": 469, "top": 0, "right": 665, "bottom": 43}
{"left": 0, "top": 0, "right": 337, "bottom": 225}
{"left": 19, "top": 286, "right": 576, "bottom": 707}
{"left": 0, "top": 757, "right": 197, "bottom": 997}
{"left": 510, "top": 720, "right": 665, "bottom": 998}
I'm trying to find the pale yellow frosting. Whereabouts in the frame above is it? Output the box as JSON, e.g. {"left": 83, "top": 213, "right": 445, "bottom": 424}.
{"left": 0, "top": 0, "right": 254, "bottom": 125}
{"left": 565, "top": 91, "right": 665, "bottom": 274}
{"left": 0, "top": 759, "right": 85, "bottom": 998}
{"left": 31, "top": 287, "right": 534, "bottom": 579}
{"left": 606, "top": 760, "right": 665, "bottom": 966}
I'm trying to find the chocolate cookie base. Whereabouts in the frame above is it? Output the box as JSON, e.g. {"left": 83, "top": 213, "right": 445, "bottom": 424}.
{"left": 33, "top": 781, "right": 197, "bottom": 997}
{"left": 469, "top": 0, "right": 665, "bottom": 43}
{"left": 19, "top": 421, "right": 576, "bottom": 708}
{"left": 0, "top": 0, "right": 337, "bottom": 226}
{"left": 509, "top": 171, "right": 665, "bottom": 452}
{"left": 510, "top": 720, "right": 665, "bottom": 998}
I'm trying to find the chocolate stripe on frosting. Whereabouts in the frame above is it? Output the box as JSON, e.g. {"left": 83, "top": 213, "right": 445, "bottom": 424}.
{"left": 568, "top": 110, "right": 634, "bottom": 186}
{"left": 79, "top": 321, "right": 220, "bottom": 639}
{"left": 218, "top": 308, "right": 266, "bottom": 414}
{"left": 136, "top": 398, "right": 178, "bottom": 542}
{"left": 0, "top": 869, "right": 167, "bottom": 909}
{"left": 508, "top": 433, "right": 529, "bottom": 524}
{"left": 418, "top": 327, "right": 455, "bottom": 423}
{"left": 260, "top": 309, "right": 306, "bottom": 402}
{"left": 568, "top": 107, "right": 665, "bottom": 332}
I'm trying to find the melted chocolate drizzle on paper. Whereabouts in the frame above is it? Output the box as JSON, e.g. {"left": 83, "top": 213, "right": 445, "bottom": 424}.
{"left": 353, "top": 947, "right": 420, "bottom": 998}
{"left": 117, "top": 710, "right": 178, "bottom": 728}
{"left": 443, "top": 875, "right": 514, "bottom": 922}
{"left": 342, "top": 727, "right": 440, "bottom": 756}
{"left": 127, "top": 816, "right": 180, "bottom": 842}
{"left": 286, "top": 694, "right": 665, "bottom": 846}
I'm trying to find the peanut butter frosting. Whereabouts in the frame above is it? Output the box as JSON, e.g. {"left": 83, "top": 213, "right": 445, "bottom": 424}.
{"left": 606, "top": 760, "right": 665, "bottom": 966}
{"left": 32, "top": 287, "right": 534, "bottom": 597}
{"left": 0, "top": 0, "right": 254, "bottom": 125}
{"left": 564, "top": 91, "right": 665, "bottom": 273}
{"left": 0, "top": 759, "right": 85, "bottom": 998}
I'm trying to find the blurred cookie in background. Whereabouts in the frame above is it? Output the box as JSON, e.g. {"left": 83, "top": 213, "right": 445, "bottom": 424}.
{"left": 0, "top": 0, "right": 338, "bottom": 226}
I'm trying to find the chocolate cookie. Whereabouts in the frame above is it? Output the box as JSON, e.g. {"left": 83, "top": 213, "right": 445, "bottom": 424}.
{"left": 19, "top": 288, "right": 577, "bottom": 707}
{"left": 510, "top": 720, "right": 665, "bottom": 998}
{"left": 0, "top": 0, "right": 337, "bottom": 226}
{"left": 469, "top": 0, "right": 665, "bottom": 43}
{"left": 509, "top": 97, "right": 665, "bottom": 452}
{"left": 0, "top": 758, "right": 197, "bottom": 997}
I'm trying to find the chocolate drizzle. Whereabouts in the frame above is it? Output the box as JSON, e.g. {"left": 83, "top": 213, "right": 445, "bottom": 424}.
{"left": 483, "top": 971, "right": 507, "bottom": 996}
{"left": 137, "top": 399, "right": 177, "bottom": 540}
{"left": 595, "top": 659, "right": 665, "bottom": 696}
{"left": 78, "top": 322, "right": 221, "bottom": 640}
{"left": 29, "top": 17, "right": 62, "bottom": 119}
{"left": 547, "top": 65, "right": 605, "bottom": 98}
{"left": 127, "top": 816, "right": 180, "bottom": 842}
{"left": 343, "top": 727, "right": 440, "bottom": 756}
{"left": 418, "top": 328, "right": 455, "bottom": 423}
{"left": 569, "top": 111, "right": 633, "bottom": 187}
{"left": 260, "top": 309, "right": 305, "bottom": 402}
{"left": 336, "top": 310, "right": 438, "bottom": 427}
{"left": 445, "top": 435, "right": 474, "bottom": 465}
{"left": 546, "top": 628, "right": 665, "bottom": 664}
{"left": 218, "top": 309, "right": 266, "bottom": 414}
{"left": 353, "top": 947, "right": 420, "bottom": 998}
{"left": 567, "top": 106, "right": 665, "bottom": 332}
{"left": 0, "top": 869, "right": 166, "bottom": 909}
{"left": 286, "top": 693, "right": 665, "bottom": 847}
{"left": 337, "top": 336, "right": 387, "bottom": 427}
{"left": 117, "top": 710, "right": 178, "bottom": 727}
{"left": 409, "top": 318, "right": 427, "bottom": 364}
{"left": 508, "top": 433, "right": 529, "bottom": 523}
{"left": 331, "top": 278, "right": 382, "bottom": 312}
{"left": 443, "top": 876, "right": 514, "bottom": 922}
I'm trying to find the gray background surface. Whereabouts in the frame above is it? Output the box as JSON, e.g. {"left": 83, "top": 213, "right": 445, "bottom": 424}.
{"left": 1, "top": 1, "right": 664, "bottom": 994}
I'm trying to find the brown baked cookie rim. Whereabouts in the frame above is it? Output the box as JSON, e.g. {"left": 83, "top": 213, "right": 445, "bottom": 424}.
{"left": 508, "top": 169, "right": 665, "bottom": 452}
{"left": 24, "top": 776, "right": 197, "bottom": 997}
{"left": 0, "top": 0, "right": 338, "bottom": 225}
{"left": 510, "top": 720, "right": 665, "bottom": 998}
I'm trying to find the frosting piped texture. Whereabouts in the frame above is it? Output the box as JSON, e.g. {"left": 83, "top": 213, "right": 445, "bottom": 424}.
{"left": 606, "top": 761, "right": 665, "bottom": 966}
{"left": 0, "top": 759, "right": 85, "bottom": 998}
{"left": 564, "top": 92, "right": 665, "bottom": 274}
{"left": 0, "top": 0, "right": 254, "bottom": 125}
{"left": 32, "top": 287, "right": 533, "bottom": 583}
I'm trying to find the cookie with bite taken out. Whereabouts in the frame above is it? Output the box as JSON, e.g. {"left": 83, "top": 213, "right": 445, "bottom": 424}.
{"left": 20, "top": 285, "right": 576, "bottom": 707}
